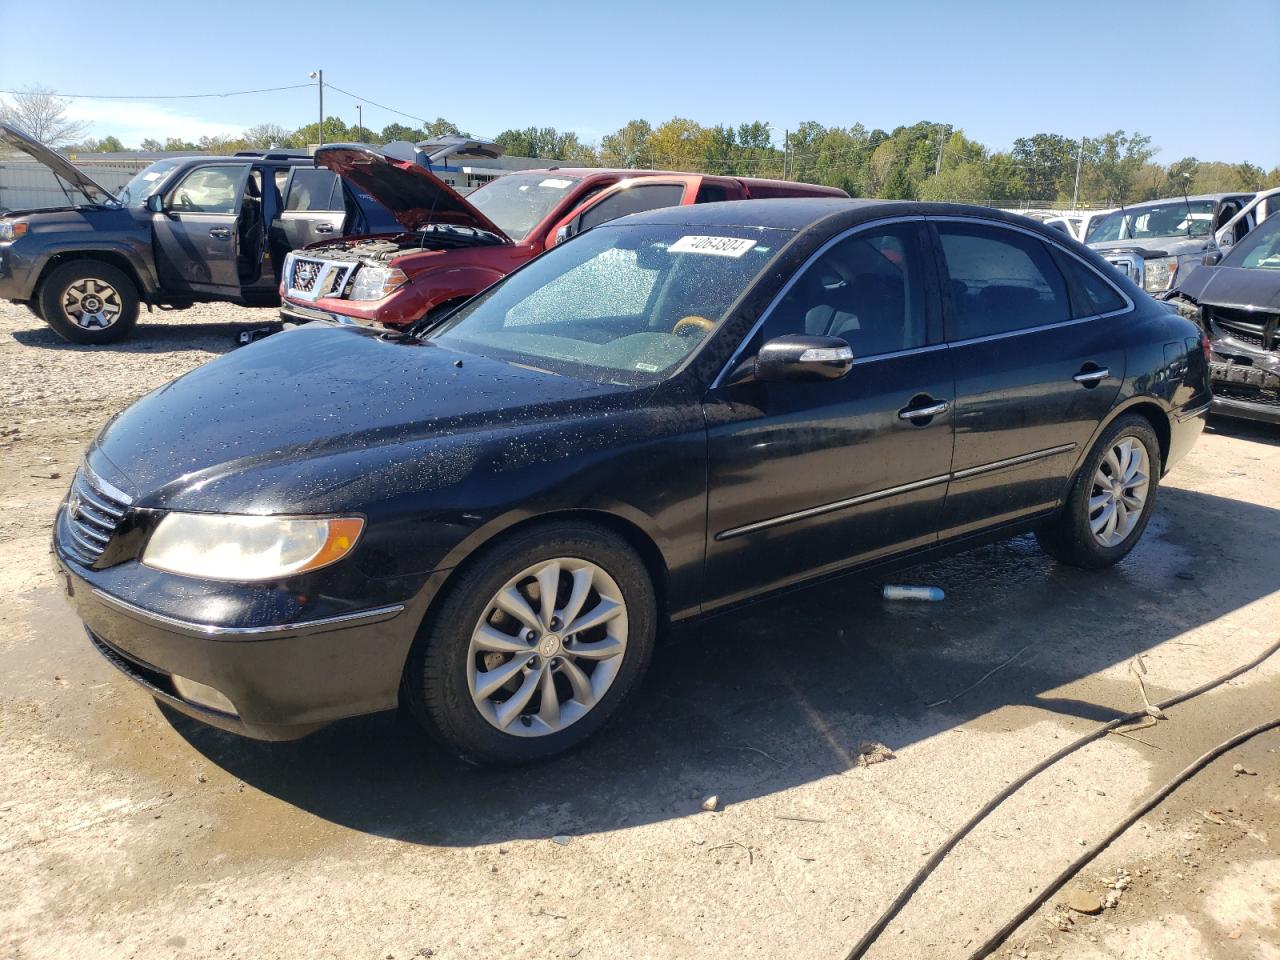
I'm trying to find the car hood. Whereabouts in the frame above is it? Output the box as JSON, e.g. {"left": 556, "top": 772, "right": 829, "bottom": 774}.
{"left": 1089, "top": 236, "right": 1211, "bottom": 258}
{"left": 313, "top": 143, "right": 509, "bottom": 239}
{"left": 1178, "top": 265, "right": 1280, "bottom": 310}
{"left": 0, "top": 121, "right": 119, "bottom": 205}
{"left": 92, "top": 324, "right": 630, "bottom": 510}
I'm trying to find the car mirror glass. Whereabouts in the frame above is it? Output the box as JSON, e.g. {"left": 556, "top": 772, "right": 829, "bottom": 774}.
{"left": 146, "top": 194, "right": 165, "bottom": 214}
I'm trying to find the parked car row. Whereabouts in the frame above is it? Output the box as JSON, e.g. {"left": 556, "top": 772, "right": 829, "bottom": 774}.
{"left": 0, "top": 123, "right": 844, "bottom": 344}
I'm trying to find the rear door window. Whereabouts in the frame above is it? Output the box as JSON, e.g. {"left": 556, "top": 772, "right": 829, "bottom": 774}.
{"left": 284, "top": 168, "right": 342, "bottom": 212}
{"left": 578, "top": 183, "right": 687, "bottom": 232}
{"left": 935, "top": 221, "right": 1071, "bottom": 340}
{"left": 1057, "top": 254, "right": 1128, "bottom": 316}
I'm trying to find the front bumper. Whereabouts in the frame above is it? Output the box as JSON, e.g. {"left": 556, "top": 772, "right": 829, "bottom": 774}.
{"left": 55, "top": 542, "right": 423, "bottom": 741}
{"left": 1210, "top": 358, "right": 1280, "bottom": 426}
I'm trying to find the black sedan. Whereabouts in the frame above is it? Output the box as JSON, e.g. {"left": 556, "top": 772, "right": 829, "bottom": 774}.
{"left": 1167, "top": 212, "right": 1280, "bottom": 424}
{"left": 55, "top": 199, "right": 1211, "bottom": 765}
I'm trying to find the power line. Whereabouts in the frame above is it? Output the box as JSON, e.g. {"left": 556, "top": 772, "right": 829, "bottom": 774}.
{"left": 0, "top": 83, "right": 315, "bottom": 100}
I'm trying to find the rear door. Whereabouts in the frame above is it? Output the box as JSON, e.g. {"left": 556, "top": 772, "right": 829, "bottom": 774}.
{"left": 278, "top": 167, "right": 346, "bottom": 250}
{"left": 931, "top": 217, "right": 1128, "bottom": 538}
{"left": 546, "top": 178, "right": 700, "bottom": 248}
{"left": 152, "top": 163, "right": 250, "bottom": 294}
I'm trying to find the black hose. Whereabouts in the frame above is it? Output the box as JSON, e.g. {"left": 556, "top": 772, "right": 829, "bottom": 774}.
{"left": 842, "top": 636, "right": 1280, "bottom": 960}
{"left": 967, "top": 715, "right": 1280, "bottom": 959}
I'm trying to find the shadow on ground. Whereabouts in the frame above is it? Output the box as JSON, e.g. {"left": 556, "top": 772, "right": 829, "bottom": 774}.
{"left": 166, "top": 485, "right": 1279, "bottom": 846}
{"left": 1205, "top": 414, "right": 1280, "bottom": 447}
{"left": 11, "top": 318, "right": 271, "bottom": 355}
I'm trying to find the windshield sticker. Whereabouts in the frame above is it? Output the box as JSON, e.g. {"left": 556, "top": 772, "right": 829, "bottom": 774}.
{"left": 669, "top": 236, "right": 758, "bottom": 258}
{"left": 142, "top": 172, "right": 164, "bottom": 181}
{"left": 539, "top": 178, "right": 574, "bottom": 189}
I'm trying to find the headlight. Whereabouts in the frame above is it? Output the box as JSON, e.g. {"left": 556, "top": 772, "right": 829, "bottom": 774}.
{"left": 0, "top": 220, "right": 28, "bottom": 241}
{"left": 142, "top": 513, "right": 364, "bottom": 582}
{"left": 348, "top": 265, "right": 407, "bottom": 301}
{"left": 1143, "top": 256, "right": 1179, "bottom": 293}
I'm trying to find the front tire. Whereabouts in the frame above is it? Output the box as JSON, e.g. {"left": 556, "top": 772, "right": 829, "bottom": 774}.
{"left": 38, "top": 260, "right": 139, "bottom": 344}
{"left": 404, "top": 521, "right": 657, "bottom": 766}
{"left": 1036, "top": 413, "right": 1161, "bottom": 569}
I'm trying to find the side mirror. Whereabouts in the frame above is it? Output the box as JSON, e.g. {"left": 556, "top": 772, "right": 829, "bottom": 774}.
{"left": 146, "top": 194, "right": 165, "bottom": 214}
{"left": 1202, "top": 250, "right": 1222, "bottom": 267}
{"left": 553, "top": 223, "right": 572, "bottom": 246}
{"left": 747, "top": 334, "right": 853, "bottom": 383}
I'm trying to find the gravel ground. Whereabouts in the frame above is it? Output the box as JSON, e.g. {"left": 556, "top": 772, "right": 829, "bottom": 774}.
{"left": 1, "top": 300, "right": 1277, "bottom": 960}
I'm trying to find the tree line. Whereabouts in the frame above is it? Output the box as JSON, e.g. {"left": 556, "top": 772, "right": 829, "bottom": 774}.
{"left": 3, "top": 87, "right": 1276, "bottom": 208}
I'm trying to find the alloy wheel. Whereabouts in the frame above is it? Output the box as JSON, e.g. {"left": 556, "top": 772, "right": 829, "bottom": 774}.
{"left": 466, "top": 557, "right": 628, "bottom": 737}
{"left": 1089, "top": 437, "right": 1150, "bottom": 547}
{"left": 62, "top": 277, "right": 123, "bottom": 329}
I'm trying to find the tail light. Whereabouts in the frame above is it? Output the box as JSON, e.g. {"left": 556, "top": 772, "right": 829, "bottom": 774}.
{"left": 1200, "top": 332, "right": 1212, "bottom": 364}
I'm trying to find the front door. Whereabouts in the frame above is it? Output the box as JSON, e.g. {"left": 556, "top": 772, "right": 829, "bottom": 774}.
{"left": 931, "top": 218, "right": 1127, "bottom": 538}
{"left": 153, "top": 163, "right": 251, "bottom": 295}
{"left": 702, "top": 219, "right": 955, "bottom": 609}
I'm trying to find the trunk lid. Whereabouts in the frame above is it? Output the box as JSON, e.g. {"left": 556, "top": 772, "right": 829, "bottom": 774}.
{"left": 313, "top": 143, "right": 509, "bottom": 240}
{"left": 0, "top": 122, "right": 119, "bottom": 206}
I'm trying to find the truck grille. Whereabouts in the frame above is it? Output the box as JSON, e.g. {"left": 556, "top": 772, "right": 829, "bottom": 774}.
{"left": 1211, "top": 307, "right": 1277, "bottom": 352}
{"left": 287, "top": 256, "right": 356, "bottom": 301}
{"left": 62, "top": 466, "right": 132, "bottom": 565}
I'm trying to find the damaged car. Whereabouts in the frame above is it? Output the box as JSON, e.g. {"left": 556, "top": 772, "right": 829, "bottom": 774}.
{"left": 279, "top": 143, "right": 847, "bottom": 329}
{"left": 1085, "top": 193, "right": 1256, "bottom": 296}
{"left": 1165, "top": 212, "right": 1280, "bottom": 424}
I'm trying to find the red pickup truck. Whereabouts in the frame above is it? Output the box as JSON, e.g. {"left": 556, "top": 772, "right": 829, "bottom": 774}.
{"left": 279, "top": 144, "right": 846, "bottom": 328}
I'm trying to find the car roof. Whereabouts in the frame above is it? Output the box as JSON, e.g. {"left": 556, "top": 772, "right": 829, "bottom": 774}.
{"left": 617, "top": 198, "right": 1055, "bottom": 232}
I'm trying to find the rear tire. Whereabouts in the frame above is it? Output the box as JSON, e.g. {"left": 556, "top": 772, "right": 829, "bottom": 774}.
{"left": 1036, "top": 413, "right": 1162, "bottom": 569}
{"left": 403, "top": 521, "right": 657, "bottom": 766}
{"left": 38, "top": 260, "right": 139, "bottom": 345}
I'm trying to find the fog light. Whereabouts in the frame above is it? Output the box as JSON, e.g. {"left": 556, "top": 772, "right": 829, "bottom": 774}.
{"left": 171, "top": 675, "right": 237, "bottom": 715}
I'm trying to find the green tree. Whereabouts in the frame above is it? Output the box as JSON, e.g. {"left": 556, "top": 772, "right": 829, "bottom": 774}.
{"left": 163, "top": 137, "right": 197, "bottom": 151}
{"left": 880, "top": 164, "right": 916, "bottom": 200}
{"left": 1011, "top": 133, "right": 1078, "bottom": 202}
{"left": 599, "top": 119, "right": 653, "bottom": 168}
{"left": 140, "top": 138, "right": 163, "bottom": 152}
{"left": 1082, "top": 130, "right": 1155, "bottom": 205}
{"left": 243, "top": 123, "right": 290, "bottom": 149}
{"left": 379, "top": 122, "right": 426, "bottom": 143}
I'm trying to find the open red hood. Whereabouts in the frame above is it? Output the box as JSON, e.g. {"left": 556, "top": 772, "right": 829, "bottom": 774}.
{"left": 314, "top": 143, "right": 509, "bottom": 239}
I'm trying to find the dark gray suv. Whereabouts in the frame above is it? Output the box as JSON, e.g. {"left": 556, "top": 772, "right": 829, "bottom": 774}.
{"left": 0, "top": 123, "right": 396, "bottom": 343}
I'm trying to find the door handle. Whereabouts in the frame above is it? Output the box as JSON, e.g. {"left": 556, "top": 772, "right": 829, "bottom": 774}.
{"left": 314, "top": 223, "right": 335, "bottom": 234}
{"left": 209, "top": 227, "right": 232, "bottom": 240}
{"left": 1073, "top": 367, "right": 1109, "bottom": 386}
{"left": 898, "top": 399, "right": 950, "bottom": 422}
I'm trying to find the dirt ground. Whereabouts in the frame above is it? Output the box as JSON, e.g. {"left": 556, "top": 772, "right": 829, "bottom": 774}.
{"left": 1, "top": 301, "right": 1277, "bottom": 960}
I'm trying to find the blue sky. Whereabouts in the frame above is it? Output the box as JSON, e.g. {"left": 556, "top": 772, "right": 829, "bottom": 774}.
{"left": 2, "top": 0, "right": 1276, "bottom": 166}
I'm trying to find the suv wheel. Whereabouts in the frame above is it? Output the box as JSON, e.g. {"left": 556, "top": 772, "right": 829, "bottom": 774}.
{"left": 403, "top": 521, "right": 657, "bottom": 766}
{"left": 38, "top": 261, "right": 139, "bottom": 344}
{"left": 1035, "top": 413, "right": 1162, "bottom": 569}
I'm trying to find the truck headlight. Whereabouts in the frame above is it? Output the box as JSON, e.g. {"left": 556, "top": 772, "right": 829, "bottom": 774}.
{"left": 1143, "top": 256, "right": 1179, "bottom": 293}
{"left": 348, "top": 265, "right": 408, "bottom": 301}
{"left": 0, "top": 220, "right": 28, "bottom": 241}
{"left": 142, "top": 513, "right": 364, "bottom": 581}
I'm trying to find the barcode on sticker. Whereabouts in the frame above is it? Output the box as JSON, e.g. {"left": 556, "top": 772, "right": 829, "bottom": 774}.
{"left": 669, "top": 236, "right": 757, "bottom": 257}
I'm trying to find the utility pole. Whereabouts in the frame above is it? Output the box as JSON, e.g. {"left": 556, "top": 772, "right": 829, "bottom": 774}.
{"left": 935, "top": 126, "right": 945, "bottom": 177}
{"left": 308, "top": 69, "right": 324, "bottom": 145}
{"left": 1072, "top": 135, "right": 1086, "bottom": 210}
{"left": 783, "top": 128, "right": 789, "bottom": 180}
{"left": 356, "top": 104, "right": 363, "bottom": 143}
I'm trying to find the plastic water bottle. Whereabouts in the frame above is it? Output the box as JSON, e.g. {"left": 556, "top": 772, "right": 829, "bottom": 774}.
{"left": 882, "top": 584, "right": 945, "bottom": 602}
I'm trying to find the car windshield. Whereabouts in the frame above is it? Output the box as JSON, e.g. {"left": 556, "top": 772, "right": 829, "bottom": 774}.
{"left": 116, "top": 159, "right": 182, "bottom": 206}
{"left": 429, "top": 223, "right": 793, "bottom": 384}
{"left": 1085, "top": 200, "right": 1216, "bottom": 243}
{"left": 1222, "top": 215, "right": 1280, "bottom": 270}
{"left": 466, "top": 172, "right": 583, "bottom": 240}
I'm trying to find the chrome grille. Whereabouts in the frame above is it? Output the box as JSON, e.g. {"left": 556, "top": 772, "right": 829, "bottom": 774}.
{"left": 290, "top": 256, "right": 325, "bottom": 293}
{"left": 63, "top": 466, "right": 132, "bottom": 565}
{"left": 287, "top": 256, "right": 356, "bottom": 301}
